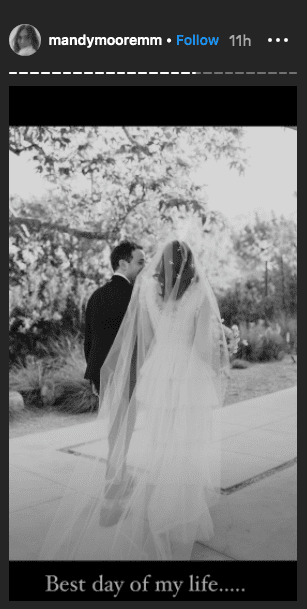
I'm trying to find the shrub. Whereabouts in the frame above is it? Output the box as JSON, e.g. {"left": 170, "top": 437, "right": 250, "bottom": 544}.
{"left": 261, "top": 327, "right": 284, "bottom": 362}
{"left": 9, "top": 358, "right": 45, "bottom": 408}
{"left": 9, "top": 335, "right": 98, "bottom": 414}
{"left": 231, "top": 359, "right": 249, "bottom": 369}
{"left": 275, "top": 314, "right": 297, "bottom": 354}
{"left": 9, "top": 226, "right": 108, "bottom": 366}
{"left": 236, "top": 320, "right": 288, "bottom": 362}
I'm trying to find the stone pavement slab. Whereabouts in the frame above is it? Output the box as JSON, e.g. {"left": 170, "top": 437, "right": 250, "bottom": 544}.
{"left": 203, "top": 465, "right": 297, "bottom": 560}
{"left": 9, "top": 386, "right": 297, "bottom": 561}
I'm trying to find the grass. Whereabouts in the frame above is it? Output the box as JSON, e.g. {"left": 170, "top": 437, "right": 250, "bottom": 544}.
{"left": 225, "top": 354, "right": 297, "bottom": 406}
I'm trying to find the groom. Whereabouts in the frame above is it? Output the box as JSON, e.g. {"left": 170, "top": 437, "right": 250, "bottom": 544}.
{"left": 84, "top": 240, "right": 145, "bottom": 394}
{"left": 84, "top": 241, "right": 146, "bottom": 509}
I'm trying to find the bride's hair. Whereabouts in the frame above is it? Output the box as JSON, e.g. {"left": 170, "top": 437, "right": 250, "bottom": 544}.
{"left": 156, "top": 240, "right": 199, "bottom": 301}
{"left": 13, "top": 25, "right": 40, "bottom": 53}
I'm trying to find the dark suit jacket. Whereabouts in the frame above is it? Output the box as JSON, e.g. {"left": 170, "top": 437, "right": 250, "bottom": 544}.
{"left": 84, "top": 275, "right": 133, "bottom": 391}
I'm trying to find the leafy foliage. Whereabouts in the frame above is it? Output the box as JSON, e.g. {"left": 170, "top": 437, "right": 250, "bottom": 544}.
{"left": 9, "top": 128, "right": 296, "bottom": 369}
{"left": 218, "top": 213, "right": 297, "bottom": 326}
{"left": 9, "top": 126, "right": 248, "bottom": 364}
{"left": 9, "top": 127, "right": 247, "bottom": 234}
{"left": 236, "top": 318, "right": 296, "bottom": 362}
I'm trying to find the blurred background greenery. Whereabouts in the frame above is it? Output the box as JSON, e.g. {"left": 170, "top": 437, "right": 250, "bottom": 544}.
{"left": 9, "top": 127, "right": 296, "bottom": 418}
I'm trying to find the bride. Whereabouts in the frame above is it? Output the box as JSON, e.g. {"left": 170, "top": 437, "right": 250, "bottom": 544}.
{"left": 39, "top": 234, "right": 229, "bottom": 561}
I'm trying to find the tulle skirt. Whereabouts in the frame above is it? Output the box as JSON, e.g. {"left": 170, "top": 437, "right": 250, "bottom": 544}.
{"left": 39, "top": 346, "right": 222, "bottom": 561}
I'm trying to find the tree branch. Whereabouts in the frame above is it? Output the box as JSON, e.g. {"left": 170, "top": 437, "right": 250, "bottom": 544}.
{"left": 122, "top": 127, "right": 151, "bottom": 155}
{"left": 9, "top": 216, "right": 117, "bottom": 241}
{"left": 9, "top": 127, "right": 46, "bottom": 156}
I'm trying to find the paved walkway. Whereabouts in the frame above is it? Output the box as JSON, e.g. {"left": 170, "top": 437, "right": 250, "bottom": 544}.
{"left": 9, "top": 387, "right": 297, "bottom": 561}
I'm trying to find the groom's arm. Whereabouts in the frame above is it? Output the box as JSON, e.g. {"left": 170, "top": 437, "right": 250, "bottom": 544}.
{"left": 84, "top": 289, "right": 108, "bottom": 362}
{"left": 84, "top": 295, "right": 93, "bottom": 363}
{"left": 89, "top": 286, "right": 131, "bottom": 365}
{"left": 84, "top": 288, "right": 114, "bottom": 379}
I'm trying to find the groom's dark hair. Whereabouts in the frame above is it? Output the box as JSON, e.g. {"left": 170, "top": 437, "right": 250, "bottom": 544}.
{"left": 110, "top": 240, "right": 143, "bottom": 271}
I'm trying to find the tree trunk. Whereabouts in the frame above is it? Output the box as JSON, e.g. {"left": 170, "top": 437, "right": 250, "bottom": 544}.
{"left": 280, "top": 255, "right": 286, "bottom": 311}
{"left": 264, "top": 261, "right": 268, "bottom": 324}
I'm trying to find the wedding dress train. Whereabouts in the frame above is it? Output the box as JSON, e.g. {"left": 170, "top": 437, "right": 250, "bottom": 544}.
{"left": 38, "top": 238, "right": 228, "bottom": 561}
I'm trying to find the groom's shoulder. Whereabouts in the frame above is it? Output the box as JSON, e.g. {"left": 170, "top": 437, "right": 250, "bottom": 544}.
{"left": 88, "top": 280, "right": 113, "bottom": 303}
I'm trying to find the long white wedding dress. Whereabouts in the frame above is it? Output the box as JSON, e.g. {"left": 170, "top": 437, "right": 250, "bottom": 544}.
{"left": 39, "top": 240, "right": 227, "bottom": 561}
{"left": 132, "top": 277, "right": 221, "bottom": 557}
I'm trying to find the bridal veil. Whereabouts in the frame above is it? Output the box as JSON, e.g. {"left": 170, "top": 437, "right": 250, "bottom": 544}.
{"left": 38, "top": 231, "right": 229, "bottom": 561}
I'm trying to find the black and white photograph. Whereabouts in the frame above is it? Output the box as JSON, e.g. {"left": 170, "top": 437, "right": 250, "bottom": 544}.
{"left": 9, "top": 126, "right": 297, "bottom": 564}
{"left": 9, "top": 24, "right": 41, "bottom": 56}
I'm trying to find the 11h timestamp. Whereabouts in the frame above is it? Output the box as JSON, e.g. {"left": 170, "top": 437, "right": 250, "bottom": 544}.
{"left": 229, "top": 35, "right": 251, "bottom": 46}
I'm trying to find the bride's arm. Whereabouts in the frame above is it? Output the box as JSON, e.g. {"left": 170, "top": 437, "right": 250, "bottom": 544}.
{"left": 193, "top": 296, "right": 222, "bottom": 362}
{"left": 194, "top": 298, "right": 230, "bottom": 392}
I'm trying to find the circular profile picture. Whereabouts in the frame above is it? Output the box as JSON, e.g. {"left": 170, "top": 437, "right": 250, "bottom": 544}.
{"left": 9, "top": 24, "right": 41, "bottom": 56}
